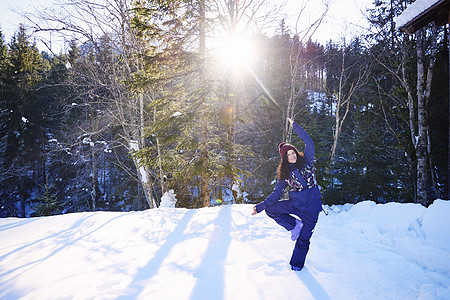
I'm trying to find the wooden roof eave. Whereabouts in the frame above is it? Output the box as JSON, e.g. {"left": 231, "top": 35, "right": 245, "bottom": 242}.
{"left": 398, "top": 0, "right": 450, "bottom": 34}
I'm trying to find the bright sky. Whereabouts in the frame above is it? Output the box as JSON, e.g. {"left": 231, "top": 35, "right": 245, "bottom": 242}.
{"left": 0, "top": 0, "right": 40, "bottom": 40}
{"left": 298, "top": 0, "right": 374, "bottom": 44}
{"left": 0, "top": 0, "right": 374, "bottom": 51}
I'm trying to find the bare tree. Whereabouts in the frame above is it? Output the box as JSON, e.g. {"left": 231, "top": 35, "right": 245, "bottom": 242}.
{"left": 329, "top": 45, "right": 369, "bottom": 163}
{"left": 26, "top": 0, "right": 158, "bottom": 208}
{"left": 371, "top": 20, "right": 438, "bottom": 205}
{"left": 415, "top": 23, "right": 437, "bottom": 205}
{"left": 285, "top": 0, "right": 329, "bottom": 141}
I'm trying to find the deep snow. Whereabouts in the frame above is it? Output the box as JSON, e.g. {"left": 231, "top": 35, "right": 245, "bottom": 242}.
{"left": 1, "top": 200, "right": 450, "bottom": 300}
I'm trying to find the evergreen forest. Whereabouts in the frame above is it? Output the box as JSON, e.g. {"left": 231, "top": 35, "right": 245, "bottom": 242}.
{"left": 0, "top": 0, "right": 448, "bottom": 217}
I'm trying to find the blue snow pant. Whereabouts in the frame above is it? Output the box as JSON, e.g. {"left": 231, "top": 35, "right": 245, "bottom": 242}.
{"left": 265, "top": 200, "right": 319, "bottom": 269}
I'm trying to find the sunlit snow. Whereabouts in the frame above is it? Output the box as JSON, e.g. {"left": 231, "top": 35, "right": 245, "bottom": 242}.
{"left": 1, "top": 200, "right": 449, "bottom": 299}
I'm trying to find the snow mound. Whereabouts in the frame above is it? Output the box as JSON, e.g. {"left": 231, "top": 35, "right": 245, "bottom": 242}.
{"left": 341, "top": 200, "right": 426, "bottom": 232}
{"left": 0, "top": 202, "right": 449, "bottom": 299}
{"left": 422, "top": 199, "right": 450, "bottom": 250}
{"left": 159, "top": 189, "right": 178, "bottom": 208}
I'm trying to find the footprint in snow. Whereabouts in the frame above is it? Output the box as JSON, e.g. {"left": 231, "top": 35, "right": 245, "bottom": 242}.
{"left": 247, "top": 260, "right": 288, "bottom": 276}
{"left": 247, "top": 261, "right": 265, "bottom": 270}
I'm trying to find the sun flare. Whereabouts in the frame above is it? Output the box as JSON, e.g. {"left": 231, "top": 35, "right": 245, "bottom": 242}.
{"left": 216, "top": 34, "right": 255, "bottom": 69}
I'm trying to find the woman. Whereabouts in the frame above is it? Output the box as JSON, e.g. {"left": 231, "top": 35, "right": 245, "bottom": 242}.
{"left": 252, "top": 118, "right": 322, "bottom": 271}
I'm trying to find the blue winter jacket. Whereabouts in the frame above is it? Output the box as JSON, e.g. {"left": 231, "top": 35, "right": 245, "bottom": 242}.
{"left": 255, "top": 122, "right": 322, "bottom": 213}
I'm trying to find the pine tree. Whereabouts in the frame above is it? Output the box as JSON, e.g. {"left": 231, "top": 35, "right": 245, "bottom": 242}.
{"left": 131, "top": 0, "right": 258, "bottom": 207}
{"left": 0, "top": 24, "right": 48, "bottom": 217}
{"left": 32, "top": 175, "right": 63, "bottom": 216}
{"left": 0, "top": 29, "right": 13, "bottom": 217}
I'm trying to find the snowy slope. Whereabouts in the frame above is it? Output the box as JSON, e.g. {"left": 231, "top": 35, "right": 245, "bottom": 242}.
{"left": 1, "top": 200, "right": 450, "bottom": 300}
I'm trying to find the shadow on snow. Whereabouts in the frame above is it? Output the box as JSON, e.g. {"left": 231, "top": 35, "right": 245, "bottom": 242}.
{"left": 296, "top": 267, "right": 331, "bottom": 300}
{"left": 116, "top": 209, "right": 197, "bottom": 299}
{"left": 189, "top": 205, "right": 232, "bottom": 300}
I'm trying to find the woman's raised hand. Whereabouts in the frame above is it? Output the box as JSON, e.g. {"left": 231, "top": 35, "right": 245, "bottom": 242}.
{"left": 287, "top": 118, "right": 294, "bottom": 127}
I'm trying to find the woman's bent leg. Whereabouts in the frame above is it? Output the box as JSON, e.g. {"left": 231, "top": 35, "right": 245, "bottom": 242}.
{"left": 264, "top": 200, "right": 297, "bottom": 231}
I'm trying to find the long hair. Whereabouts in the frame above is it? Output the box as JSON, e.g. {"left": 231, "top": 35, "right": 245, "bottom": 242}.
{"left": 276, "top": 148, "right": 306, "bottom": 181}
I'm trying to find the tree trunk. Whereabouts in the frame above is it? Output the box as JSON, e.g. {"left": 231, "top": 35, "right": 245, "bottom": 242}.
{"left": 425, "top": 23, "right": 439, "bottom": 198}
{"left": 20, "top": 178, "right": 26, "bottom": 218}
{"left": 330, "top": 51, "right": 345, "bottom": 163}
{"left": 415, "top": 23, "right": 437, "bottom": 206}
{"left": 286, "top": 40, "right": 300, "bottom": 142}
{"left": 154, "top": 107, "right": 166, "bottom": 195}
{"left": 416, "top": 28, "right": 428, "bottom": 206}
{"left": 448, "top": 19, "right": 450, "bottom": 199}
{"left": 400, "top": 37, "right": 417, "bottom": 150}
{"left": 329, "top": 48, "right": 362, "bottom": 163}
{"left": 91, "top": 151, "right": 97, "bottom": 211}
{"left": 129, "top": 140, "right": 156, "bottom": 209}
{"left": 199, "top": 0, "right": 210, "bottom": 207}
{"left": 428, "top": 129, "right": 439, "bottom": 197}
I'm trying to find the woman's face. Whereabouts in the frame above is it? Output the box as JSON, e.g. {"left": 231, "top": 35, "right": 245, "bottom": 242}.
{"left": 286, "top": 149, "right": 297, "bottom": 164}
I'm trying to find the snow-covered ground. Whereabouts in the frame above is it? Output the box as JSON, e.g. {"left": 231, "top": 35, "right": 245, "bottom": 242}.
{"left": 1, "top": 200, "right": 449, "bottom": 300}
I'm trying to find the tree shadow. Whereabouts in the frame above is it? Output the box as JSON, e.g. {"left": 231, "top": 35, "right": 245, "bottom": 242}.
{"left": 0, "top": 213, "right": 100, "bottom": 264}
{"left": 0, "top": 218, "right": 40, "bottom": 232}
{"left": 189, "top": 205, "right": 232, "bottom": 300}
{"left": 116, "top": 209, "right": 196, "bottom": 299}
{"left": 295, "top": 267, "right": 331, "bottom": 300}
{"left": 0, "top": 212, "right": 127, "bottom": 296}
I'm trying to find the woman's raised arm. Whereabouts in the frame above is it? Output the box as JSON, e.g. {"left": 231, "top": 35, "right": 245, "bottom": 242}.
{"left": 288, "top": 118, "right": 314, "bottom": 165}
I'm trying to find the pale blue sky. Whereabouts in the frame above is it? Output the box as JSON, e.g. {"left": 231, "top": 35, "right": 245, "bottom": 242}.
{"left": 284, "top": 0, "right": 373, "bottom": 44}
{"left": 0, "top": 0, "right": 374, "bottom": 51}
{"left": 0, "top": 0, "right": 49, "bottom": 41}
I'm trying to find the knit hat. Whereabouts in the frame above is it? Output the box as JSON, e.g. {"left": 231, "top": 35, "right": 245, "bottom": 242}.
{"left": 278, "top": 142, "right": 298, "bottom": 158}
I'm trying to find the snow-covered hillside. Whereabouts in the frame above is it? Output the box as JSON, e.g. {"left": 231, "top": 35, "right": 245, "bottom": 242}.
{"left": 1, "top": 200, "right": 450, "bottom": 300}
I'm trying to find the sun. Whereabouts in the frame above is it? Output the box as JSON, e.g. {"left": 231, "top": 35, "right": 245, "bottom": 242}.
{"left": 216, "top": 34, "right": 255, "bottom": 69}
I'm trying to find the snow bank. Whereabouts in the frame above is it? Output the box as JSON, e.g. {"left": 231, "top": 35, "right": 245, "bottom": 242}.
{"left": 334, "top": 199, "right": 450, "bottom": 251}
{"left": 339, "top": 200, "right": 426, "bottom": 231}
{"left": 0, "top": 201, "right": 449, "bottom": 299}
{"left": 422, "top": 199, "right": 450, "bottom": 250}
